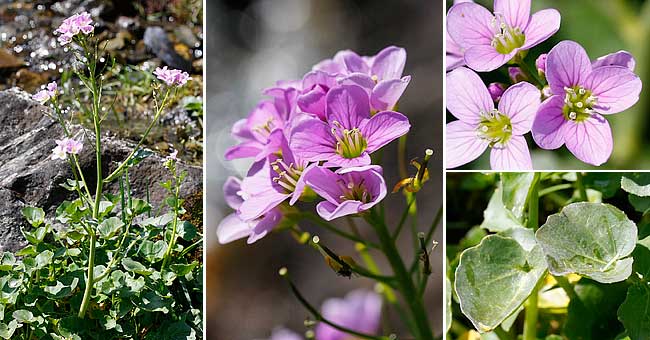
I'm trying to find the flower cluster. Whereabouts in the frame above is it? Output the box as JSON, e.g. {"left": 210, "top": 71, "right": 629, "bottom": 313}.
{"left": 445, "top": 0, "right": 642, "bottom": 169}
{"left": 218, "top": 46, "right": 411, "bottom": 244}
{"left": 33, "top": 82, "right": 58, "bottom": 104}
{"left": 54, "top": 12, "right": 94, "bottom": 45}
{"left": 51, "top": 137, "right": 83, "bottom": 160}
{"left": 154, "top": 66, "right": 191, "bottom": 86}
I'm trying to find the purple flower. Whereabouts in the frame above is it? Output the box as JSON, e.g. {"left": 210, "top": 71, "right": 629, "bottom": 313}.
{"left": 303, "top": 165, "right": 386, "bottom": 221}
{"left": 487, "top": 82, "right": 506, "bottom": 102}
{"left": 261, "top": 328, "right": 302, "bottom": 340}
{"left": 51, "top": 138, "right": 83, "bottom": 160}
{"left": 296, "top": 70, "right": 337, "bottom": 120}
{"left": 446, "top": 67, "right": 540, "bottom": 170}
{"left": 508, "top": 67, "right": 526, "bottom": 83}
{"left": 338, "top": 46, "right": 411, "bottom": 111}
{"left": 291, "top": 85, "right": 410, "bottom": 168}
{"left": 33, "top": 82, "right": 58, "bottom": 104}
{"left": 536, "top": 53, "right": 548, "bottom": 74}
{"left": 447, "top": 0, "right": 561, "bottom": 71}
{"left": 225, "top": 100, "right": 288, "bottom": 161}
{"left": 166, "top": 149, "right": 178, "bottom": 162}
{"left": 216, "top": 176, "right": 283, "bottom": 244}
{"left": 236, "top": 131, "right": 314, "bottom": 221}
{"left": 54, "top": 12, "right": 94, "bottom": 45}
{"left": 531, "top": 41, "right": 642, "bottom": 166}
{"left": 446, "top": 31, "right": 466, "bottom": 72}
{"left": 316, "top": 290, "right": 382, "bottom": 340}
{"left": 154, "top": 66, "right": 190, "bottom": 86}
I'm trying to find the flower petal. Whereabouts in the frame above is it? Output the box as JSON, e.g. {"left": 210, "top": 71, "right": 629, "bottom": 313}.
{"left": 532, "top": 96, "right": 567, "bottom": 150}
{"left": 592, "top": 51, "right": 636, "bottom": 71}
{"left": 564, "top": 114, "right": 613, "bottom": 166}
{"left": 248, "top": 208, "right": 282, "bottom": 244}
{"left": 297, "top": 86, "right": 328, "bottom": 120}
{"left": 303, "top": 166, "right": 342, "bottom": 204}
{"left": 445, "top": 120, "right": 488, "bottom": 168}
{"left": 326, "top": 85, "right": 371, "bottom": 128}
{"left": 498, "top": 81, "right": 541, "bottom": 135}
{"left": 585, "top": 66, "right": 642, "bottom": 115}
{"left": 446, "top": 67, "right": 494, "bottom": 123}
{"left": 370, "top": 76, "right": 411, "bottom": 111}
{"left": 546, "top": 40, "right": 592, "bottom": 94}
{"left": 216, "top": 213, "right": 251, "bottom": 244}
{"left": 521, "top": 9, "right": 561, "bottom": 50}
{"left": 464, "top": 45, "right": 516, "bottom": 72}
{"left": 223, "top": 177, "right": 243, "bottom": 210}
{"left": 447, "top": 2, "right": 496, "bottom": 48}
{"left": 335, "top": 50, "right": 370, "bottom": 74}
{"left": 322, "top": 152, "right": 372, "bottom": 168}
{"left": 290, "top": 118, "right": 337, "bottom": 162}
{"left": 494, "top": 0, "right": 531, "bottom": 30}
{"left": 489, "top": 135, "right": 532, "bottom": 170}
{"left": 317, "top": 200, "right": 365, "bottom": 221}
{"left": 224, "top": 141, "right": 263, "bottom": 160}
{"left": 339, "top": 73, "right": 375, "bottom": 92}
{"left": 362, "top": 111, "right": 410, "bottom": 152}
{"left": 371, "top": 46, "right": 407, "bottom": 80}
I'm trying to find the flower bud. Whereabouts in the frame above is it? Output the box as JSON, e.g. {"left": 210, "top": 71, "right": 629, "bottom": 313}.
{"left": 508, "top": 67, "right": 526, "bottom": 83}
{"left": 487, "top": 83, "right": 506, "bottom": 102}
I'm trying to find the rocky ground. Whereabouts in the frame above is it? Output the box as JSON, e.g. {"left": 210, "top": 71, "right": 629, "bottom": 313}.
{"left": 0, "top": 88, "right": 202, "bottom": 252}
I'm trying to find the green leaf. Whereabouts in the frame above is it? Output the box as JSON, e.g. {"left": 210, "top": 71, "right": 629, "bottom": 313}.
{"left": 128, "top": 149, "right": 154, "bottom": 167}
{"left": 35, "top": 250, "right": 54, "bottom": 269}
{"left": 536, "top": 202, "right": 637, "bottom": 283}
{"left": 170, "top": 262, "right": 197, "bottom": 277}
{"left": 621, "top": 177, "right": 650, "bottom": 197}
{"left": 177, "top": 221, "right": 198, "bottom": 241}
{"left": 21, "top": 207, "right": 44, "bottom": 227}
{"left": 0, "top": 320, "right": 17, "bottom": 340}
{"left": 98, "top": 217, "right": 124, "bottom": 240}
{"left": 564, "top": 280, "right": 628, "bottom": 339}
{"left": 11, "top": 310, "right": 33, "bottom": 323}
{"left": 121, "top": 258, "right": 153, "bottom": 276}
{"left": 618, "top": 283, "right": 650, "bottom": 340}
{"left": 0, "top": 253, "right": 15, "bottom": 271}
{"left": 163, "top": 321, "right": 197, "bottom": 340}
{"left": 500, "top": 173, "right": 535, "bottom": 220}
{"left": 445, "top": 275, "right": 452, "bottom": 335}
{"left": 480, "top": 188, "right": 524, "bottom": 232}
{"left": 135, "top": 291, "right": 171, "bottom": 313}
{"left": 583, "top": 173, "right": 622, "bottom": 199}
{"left": 139, "top": 240, "right": 167, "bottom": 263}
{"left": 632, "top": 236, "right": 650, "bottom": 280}
{"left": 454, "top": 235, "right": 547, "bottom": 332}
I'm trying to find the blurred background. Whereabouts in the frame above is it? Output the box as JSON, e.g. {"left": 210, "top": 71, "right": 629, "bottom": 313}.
{"left": 205, "top": 0, "right": 443, "bottom": 339}
{"left": 447, "top": 0, "right": 650, "bottom": 170}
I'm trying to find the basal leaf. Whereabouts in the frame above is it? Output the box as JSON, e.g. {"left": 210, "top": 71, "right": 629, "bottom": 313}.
{"left": 621, "top": 177, "right": 650, "bottom": 197}
{"left": 455, "top": 235, "right": 547, "bottom": 332}
{"left": 139, "top": 240, "right": 167, "bottom": 263}
{"left": 500, "top": 173, "right": 535, "bottom": 219}
{"left": 121, "top": 258, "right": 153, "bottom": 276}
{"left": 618, "top": 283, "right": 650, "bottom": 340}
{"left": 536, "top": 202, "right": 637, "bottom": 283}
{"left": 480, "top": 188, "right": 524, "bottom": 232}
{"left": 35, "top": 250, "right": 54, "bottom": 269}
{"left": 12, "top": 310, "right": 33, "bottom": 323}
{"left": 98, "top": 217, "right": 124, "bottom": 240}
{"left": 21, "top": 207, "right": 44, "bottom": 227}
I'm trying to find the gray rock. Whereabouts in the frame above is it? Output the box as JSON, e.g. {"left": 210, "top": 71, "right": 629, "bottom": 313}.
{"left": 0, "top": 88, "right": 202, "bottom": 252}
{"left": 144, "top": 27, "right": 192, "bottom": 72}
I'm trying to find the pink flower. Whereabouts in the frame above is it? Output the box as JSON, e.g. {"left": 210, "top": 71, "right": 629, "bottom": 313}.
{"left": 446, "top": 67, "right": 540, "bottom": 170}
{"left": 51, "top": 138, "right": 83, "bottom": 160}
{"left": 487, "top": 82, "right": 506, "bottom": 102}
{"left": 166, "top": 149, "right": 179, "bottom": 161}
{"left": 54, "top": 12, "right": 94, "bottom": 45}
{"left": 33, "top": 82, "right": 58, "bottom": 104}
{"left": 154, "top": 66, "right": 190, "bottom": 86}
{"left": 316, "top": 290, "right": 382, "bottom": 340}
{"left": 532, "top": 41, "right": 642, "bottom": 166}
{"left": 447, "top": 0, "right": 561, "bottom": 71}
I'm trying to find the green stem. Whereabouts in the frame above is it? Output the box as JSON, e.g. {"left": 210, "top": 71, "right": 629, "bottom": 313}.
{"left": 368, "top": 209, "right": 434, "bottom": 340}
{"left": 161, "top": 166, "right": 181, "bottom": 271}
{"left": 523, "top": 173, "right": 540, "bottom": 340}
{"left": 103, "top": 88, "right": 171, "bottom": 183}
{"left": 575, "top": 172, "right": 588, "bottom": 202}
{"left": 553, "top": 275, "right": 578, "bottom": 300}
{"left": 494, "top": 326, "right": 514, "bottom": 340}
{"left": 78, "top": 231, "right": 96, "bottom": 318}
{"left": 514, "top": 54, "right": 544, "bottom": 88}
{"left": 290, "top": 212, "right": 381, "bottom": 249}
{"left": 538, "top": 183, "right": 573, "bottom": 197}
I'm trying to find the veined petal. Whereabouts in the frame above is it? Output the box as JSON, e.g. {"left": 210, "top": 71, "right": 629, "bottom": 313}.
{"left": 216, "top": 213, "right": 252, "bottom": 244}
{"left": 224, "top": 141, "right": 263, "bottom": 160}
{"left": 585, "top": 66, "right": 642, "bottom": 115}
{"left": 297, "top": 86, "right": 328, "bottom": 120}
{"left": 447, "top": 2, "right": 497, "bottom": 48}
{"left": 248, "top": 208, "right": 282, "bottom": 244}
{"left": 490, "top": 135, "right": 532, "bottom": 170}
{"left": 532, "top": 96, "right": 567, "bottom": 150}
{"left": 498, "top": 81, "right": 540, "bottom": 135}
{"left": 317, "top": 200, "right": 365, "bottom": 221}
{"left": 521, "top": 9, "right": 561, "bottom": 50}
{"left": 290, "top": 118, "right": 337, "bottom": 162}
{"left": 223, "top": 177, "right": 243, "bottom": 210}
{"left": 370, "top": 76, "right": 411, "bottom": 111}
{"left": 289, "top": 163, "right": 317, "bottom": 205}
{"left": 494, "top": 0, "right": 531, "bottom": 30}
{"left": 446, "top": 53, "right": 466, "bottom": 72}
{"left": 322, "top": 152, "right": 372, "bottom": 168}
{"left": 371, "top": 46, "right": 407, "bottom": 80}
{"left": 231, "top": 118, "right": 254, "bottom": 141}
{"left": 362, "top": 111, "right": 410, "bottom": 153}
{"left": 464, "top": 45, "right": 515, "bottom": 72}
{"left": 592, "top": 51, "right": 636, "bottom": 71}
{"left": 445, "top": 120, "right": 488, "bottom": 168}
{"left": 564, "top": 114, "right": 613, "bottom": 166}
{"left": 546, "top": 40, "right": 592, "bottom": 94}
{"left": 339, "top": 73, "right": 375, "bottom": 92}
{"left": 238, "top": 187, "right": 288, "bottom": 221}
{"left": 326, "top": 85, "right": 371, "bottom": 128}
{"left": 446, "top": 67, "right": 494, "bottom": 123}
{"left": 335, "top": 50, "right": 370, "bottom": 74}
{"left": 303, "top": 166, "right": 342, "bottom": 204}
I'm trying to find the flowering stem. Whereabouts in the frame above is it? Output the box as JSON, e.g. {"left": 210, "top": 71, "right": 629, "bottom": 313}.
{"left": 289, "top": 212, "right": 381, "bottom": 249}
{"left": 280, "top": 268, "right": 392, "bottom": 340}
{"left": 78, "top": 230, "right": 96, "bottom": 318}
{"left": 514, "top": 54, "right": 543, "bottom": 88}
{"left": 538, "top": 183, "right": 573, "bottom": 197}
{"left": 367, "top": 209, "right": 434, "bottom": 340}
{"left": 575, "top": 172, "right": 588, "bottom": 202}
{"left": 161, "top": 165, "right": 181, "bottom": 271}
{"left": 523, "top": 174, "right": 540, "bottom": 340}
{"left": 103, "top": 88, "right": 172, "bottom": 184}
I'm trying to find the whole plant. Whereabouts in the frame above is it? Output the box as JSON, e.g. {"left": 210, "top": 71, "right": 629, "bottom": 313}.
{"left": 447, "top": 172, "right": 650, "bottom": 340}
{"left": 445, "top": 0, "right": 643, "bottom": 169}
{"left": 219, "top": 46, "right": 439, "bottom": 339}
{"left": 0, "top": 13, "right": 202, "bottom": 339}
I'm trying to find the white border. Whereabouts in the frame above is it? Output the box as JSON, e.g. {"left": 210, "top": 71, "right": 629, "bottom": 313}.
{"left": 201, "top": 0, "right": 207, "bottom": 336}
